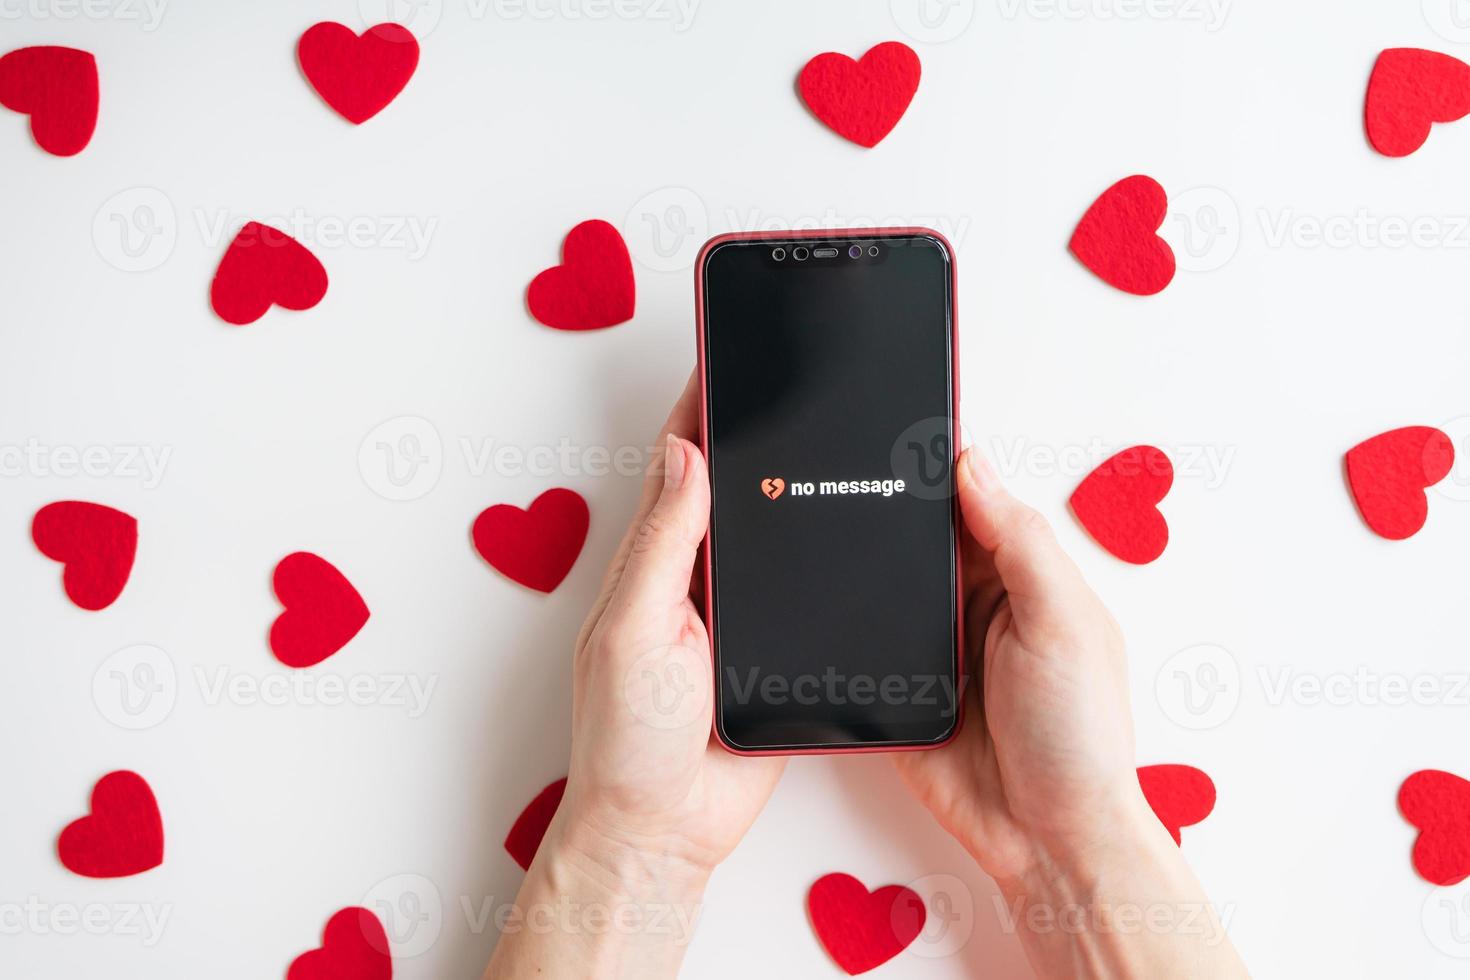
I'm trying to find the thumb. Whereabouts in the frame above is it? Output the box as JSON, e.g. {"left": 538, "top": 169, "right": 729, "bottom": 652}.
{"left": 956, "top": 447, "right": 1087, "bottom": 609}
{"left": 613, "top": 434, "right": 710, "bottom": 610}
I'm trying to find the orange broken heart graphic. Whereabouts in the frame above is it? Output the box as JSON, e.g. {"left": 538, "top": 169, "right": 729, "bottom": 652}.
{"left": 760, "top": 478, "right": 785, "bottom": 500}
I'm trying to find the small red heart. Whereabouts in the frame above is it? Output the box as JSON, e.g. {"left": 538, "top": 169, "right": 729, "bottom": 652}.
{"left": 472, "top": 488, "right": 590, "bottom": 594}
{"left": 288, "top": 907, "right": 392, "bottom": 980}
{"left": 807, "top": 873, "right": 926, "bottom": 975}
{"left": 1069, "top": 175, "right": 1175, "bottom": 296}
{"left": 1070, "top": 446, "right": 1173, "bottom": 564}
{"left": 210, "top": 221, "right": 328, "bottom": 326}
{"left": 270, "top": 552, "right": 370, "bottom": 668}
{"left": 57, "top": 771, "right": 163, "bottom": 878}
{"left": 798, "top": 41, "right": 920, "bottom": 148}
{"left": 0, "top": 46, "right": 98, "bottom": 156}
{"left": 298, "top": 22, "right": 419, "bottom": 125}
{"left": 526, "top": 220, "right": 635, "bottom": 331}
{"left": 32, "top": 500, "right": 137, "bottom": 611}
{"left": 1400, "top": 769, "right": 1470, "bottom": 886}
{"left": 1138, "top": 764, "right": 1216, "bottom": 846}
{"left": 504, "top": 777, "right": 567, "bottom": 871}
{"left": 1365, "top": 48, "right": 1470, "bottom": 158}
{"left": 1345, "top": 426, "right": 1454, "bottom": 540}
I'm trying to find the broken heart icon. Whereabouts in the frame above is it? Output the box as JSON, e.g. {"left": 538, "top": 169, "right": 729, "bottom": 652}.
{"left": 761, "top": 478, "right": 785, "bottom": 500}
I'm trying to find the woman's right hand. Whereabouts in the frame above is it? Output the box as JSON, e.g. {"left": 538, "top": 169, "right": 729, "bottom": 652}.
{"left": 894, "top": 448, "right": 1249, "bottom": 978}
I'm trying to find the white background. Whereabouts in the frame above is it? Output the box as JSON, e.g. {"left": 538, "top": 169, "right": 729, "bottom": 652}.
{"left": 5, "top": 0, "right": 1470, "bottom": 976}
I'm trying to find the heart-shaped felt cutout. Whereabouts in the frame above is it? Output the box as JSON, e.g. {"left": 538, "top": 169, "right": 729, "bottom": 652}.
{"left": 210, "top": 221, "right": 328, "bottom": 326}
{"left": 270, "top": 552, "right": 370, "bottom": 668}
{"left": 1400, "top": 769, "right": 1470, "bottom": 885}
{"left": 288, "top": 907, "right": 392, "bottom": 980}
{"left": 298, "top": 22, "right": 419, "bottom": 125}
{"left": 526, "top": 220, "right": 635, "bottom": 331}
{"left": 57, "top": 771, "right": 163, "bottom": 878}
{"left": 32, "top": 500, "right": 137, "bottom": 611}
{"left": 1138, "top": 764, "right": 1216, "bottom": 846}
{"left": 472, "top": 488, "right": 589, "bottom": 594}
{"left": 1365, "top": 48, "right": 1470, "bottom": 157}
{"left": 798, "top": 41, "right": 920, "bottom": 148}
{"left": 1345, "top": 426, "right": 1454, "bottom": 540}
{"left": 1069, "top": 175, "right": 1175, "bottom": 296}
{"left": 0, "top": 46, "right": 98, "bottom": 156}
{"left": 1070, "top": 446, "right": 1173, "bottom": 564}
{"left": 808, "top": 873, "right": 926, "bottom": 975}
{"left": 761, "top": 477, "right": 785, "bottom": 500}
{"left": 504, "top": 777, "right": 567, "bottom": 871}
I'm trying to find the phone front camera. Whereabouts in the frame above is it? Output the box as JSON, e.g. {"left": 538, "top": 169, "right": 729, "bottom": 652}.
{"left": 847, "top": 245, "right": 862, "bottom": 259}
{"left": 771, "top": 247, "right": 786, "bottom": 261}
{"left": 793, "top": 246, "right": 809, "bottom": 261}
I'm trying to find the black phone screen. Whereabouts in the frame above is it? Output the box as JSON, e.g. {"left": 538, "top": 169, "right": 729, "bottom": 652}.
{"left": 700, "top": 233, "right": 958, "bottom": 752}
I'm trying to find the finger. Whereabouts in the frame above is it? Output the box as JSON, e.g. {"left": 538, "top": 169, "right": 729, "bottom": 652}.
{"left": 579, "top": 372, "right": 703, "bottom": 639}
{"left": 612, "top": 434, "right": 711, "bottom": 612}
{"left": 955, "top": 447, "right": 1086, "bottom": 607}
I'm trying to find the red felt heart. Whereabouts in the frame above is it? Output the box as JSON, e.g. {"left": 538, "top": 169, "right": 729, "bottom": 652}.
{"left": 807, "top": 873, "right": 925, "bottom": 976}
{"left": 210, "top": 221, "right": 328, "bottom": 326}
{"left": 1365, "top": 48, "right": 1470, "bottom": 158}
{"left": 526, "top": 220, "right": 635, "bottom": 331}
{"left": 1070, "top": 446, "right": 1173, "bottom": 564}
{"left": 504, "top": 777, "right": 567, "bottom": 871}
{"left": 298, "top": 22, "right": 419, "bottom": 125}
{"left": 472, "top": 488, "right": 589, "bottom": 593}
{"left": 1069, "top": 175, "right": 1175, "bottom": 296}
{"left": 1345, "top": 426, "right": 1454, "bottom": 540}
{"left": 270, "top": 552, "right": 370, "bottom": 668}
{"left": 798, "top": 41, "right": 920, "bottom": 148}
{"left": 57, "top": 771, "right": 163, "bottom": 878}
{"left": 32, "top": 500, "right": 137, "bottom": 611}
{"left": 1138, "top": 764, "right": 1216, "bottom": 846}
{"left": 288, "top": 907, "right": 392, "bottom": 980}
{"left": 0, "top": 46, "right": 98, "bottom": 156}
{"left": 1400, "top": 769, "right": 1470, "bottom": 886}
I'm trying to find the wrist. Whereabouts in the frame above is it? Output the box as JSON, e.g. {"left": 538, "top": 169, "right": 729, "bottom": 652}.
{"left": 543, "top": 805, "right": 715, "bottom": 904}
{"left": 998, "top": 786, "right": 1178, "bottom": 906}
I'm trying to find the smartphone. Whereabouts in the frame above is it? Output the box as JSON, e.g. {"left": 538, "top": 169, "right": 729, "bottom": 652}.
{"left": 696, "top": 228, "right": 961, "bottom": 755}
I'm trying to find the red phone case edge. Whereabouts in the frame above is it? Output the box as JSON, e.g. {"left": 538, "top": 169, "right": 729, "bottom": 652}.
{"left": 694, "top": 226, "right": 964, "bottom": 757}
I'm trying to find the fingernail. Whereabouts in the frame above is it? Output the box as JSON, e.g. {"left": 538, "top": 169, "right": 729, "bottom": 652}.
{"left": 664, "top": 434, "right": 686, "bottom": 490}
